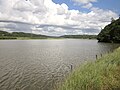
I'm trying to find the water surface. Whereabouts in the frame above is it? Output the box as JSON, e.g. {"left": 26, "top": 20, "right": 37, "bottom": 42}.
{"left": 0, "top": 39, "right": 119, "bottom": 90}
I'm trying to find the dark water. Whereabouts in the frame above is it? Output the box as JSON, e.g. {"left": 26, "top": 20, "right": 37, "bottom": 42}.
{"left": 0, "top": 39, "right": 119, "bottom": 90}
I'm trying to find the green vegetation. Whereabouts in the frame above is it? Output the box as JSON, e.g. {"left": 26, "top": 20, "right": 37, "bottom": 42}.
{"left": 97, "top": 17, "right": 120, "bottom": 43}
{"left": 0, "top": 30, "right": 52, "bottom": 39}
{"left": 0, "top": 30, "right": 97, "bottom": 40}
{"left": 59, "top": 47, "right": 120, "bottom": 90}
{"left": 61, "top": 35, "right": 97, "bottom": 39}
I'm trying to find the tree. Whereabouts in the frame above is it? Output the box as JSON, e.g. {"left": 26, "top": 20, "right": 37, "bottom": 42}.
{"left": 111, "top": 17, "right": 115, "bottom": 22}
{"left": 97, "top": 18, "right": 120, "bottom": 43}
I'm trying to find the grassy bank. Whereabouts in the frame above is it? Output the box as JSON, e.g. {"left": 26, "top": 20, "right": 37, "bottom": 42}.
{"left": 59, "top": 47, "right": 120, "bottom": 90}
{"left": 0, "top": 37, "right": 49, "bottom": 40}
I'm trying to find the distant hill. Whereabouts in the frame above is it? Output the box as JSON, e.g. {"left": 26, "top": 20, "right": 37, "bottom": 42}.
{"left": 61, "top": 35, "right": 97, "bottom": 39}
{"left": 0, "top": 30, "right": 52, "bottom": 39}
{"left": 0, "top": 30, "right": 97, "bottom": 40}
{"left": 97, "top": 17, "right": 120, "bottom": 43}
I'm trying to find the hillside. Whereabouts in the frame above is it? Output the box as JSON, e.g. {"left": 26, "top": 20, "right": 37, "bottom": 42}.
{"left": 61, "top": 35, "right": 97, "bottom": 39}
{"left": 0, "top": 30, "right": 97, "bottom": 40}
{"left": 97, "top": 17, "right": 120, "bottom": 43}
{"left": 0, "top": 30, "right": 52, "bottom": 39}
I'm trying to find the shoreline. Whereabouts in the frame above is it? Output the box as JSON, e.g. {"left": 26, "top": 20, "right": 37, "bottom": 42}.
{"left": 0, "top": 38, "right": 97, "bottom": 40}
{"left": 59, "top": 46, "right": 120, "bottom": 90}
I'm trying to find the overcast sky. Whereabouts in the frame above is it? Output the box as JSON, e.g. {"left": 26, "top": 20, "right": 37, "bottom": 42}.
{"left": 0, "top": 0, "right": 119, "bottom": 36}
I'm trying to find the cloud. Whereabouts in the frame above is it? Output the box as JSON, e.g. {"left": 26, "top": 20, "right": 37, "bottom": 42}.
{"left": 13, "top": 0, "right": 35, "bottom": 12}
{"left": 72, "top": 0, "right": 97, "bottom": 4}
{"left": 0, "top": 0, "right": 119, "bottom": 36}
{"left": 82, "top": 3, "right": 93, "bottom": 9}
{"left": 0, "top": 20, "right": 33, "bottom": 33}
{"left": 72, "top": 0, "right": 98, "bottom": 10}
{"left": 0, "top": 20, "right": 32, "bottom": 25}
{"left": 35, "top": 24, "right": 100, "bottom": 35}
{"left": 72, "top": 0, "right": 97, "bottom": 9}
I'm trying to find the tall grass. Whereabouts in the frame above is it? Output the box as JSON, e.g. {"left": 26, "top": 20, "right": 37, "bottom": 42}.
{"left": 59, "top": 47, "right": 120, "bottom": 90}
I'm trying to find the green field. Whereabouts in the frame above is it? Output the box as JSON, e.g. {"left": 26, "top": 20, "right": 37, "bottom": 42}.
{"left": 59, "top": 47, "right": 120, "bottom": 90}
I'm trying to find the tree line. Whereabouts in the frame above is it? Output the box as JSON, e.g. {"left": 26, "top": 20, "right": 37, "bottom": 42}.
{"left": 97, "top": 17, "right": 120, "bottom": 43}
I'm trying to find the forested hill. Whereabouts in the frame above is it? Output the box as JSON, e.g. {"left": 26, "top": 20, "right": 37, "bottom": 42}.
{"left": 0, "top": 30, "right": 97, "bottom": 39}
{"left": 0, "top": 30, "right": 51, "bottom": 39}
{"left": 97, "top": 17, "right": 120, "bottom": 43}
{"left": 60, "top": 35, "right": 97, "bottom": 39}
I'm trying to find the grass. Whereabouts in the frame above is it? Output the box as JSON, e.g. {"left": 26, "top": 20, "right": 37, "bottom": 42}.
{"left": 59, "top": 47, "right": 120, "bottom": 90}
{"left": 0, "top": 37, "right": 48, "bottom": 40}
{"left": 0, "top": 37, "right": 64, "bottom": 40}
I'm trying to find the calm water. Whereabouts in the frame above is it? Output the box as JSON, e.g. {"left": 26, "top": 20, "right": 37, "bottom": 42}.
{"left": 0, "top": 39, "right": 119, "bottom": 90}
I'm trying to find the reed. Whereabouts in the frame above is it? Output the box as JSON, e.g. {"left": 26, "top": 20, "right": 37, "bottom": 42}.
{"left": 59, "top": 47, "right": 120, "bottom": 90}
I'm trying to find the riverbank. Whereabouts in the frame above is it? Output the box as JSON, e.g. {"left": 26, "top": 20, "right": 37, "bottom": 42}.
{"left": 0, "top": 30, "right": 97, "bottom": 40}
{"left": 0, "top": 36, "right": 96, "bottom": 40}
{"left": 0, "top": 37, "right": 95, "bottom": 40}
{"left": 59, "top": 47, "right": 120, "bottom": 90}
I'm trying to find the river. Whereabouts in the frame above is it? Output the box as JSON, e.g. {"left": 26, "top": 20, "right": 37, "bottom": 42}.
{"left": 0, "top": 39, "right": 119, "bottom": 90}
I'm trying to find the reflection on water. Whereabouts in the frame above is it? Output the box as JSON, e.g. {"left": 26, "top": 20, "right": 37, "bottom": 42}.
{"left": 0, "top": 39, "right": 119, "bottom": 90}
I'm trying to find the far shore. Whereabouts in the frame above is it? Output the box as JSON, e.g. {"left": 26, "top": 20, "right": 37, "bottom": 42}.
{"left": 0, "top": 37, "right": 97, "bottom": 40}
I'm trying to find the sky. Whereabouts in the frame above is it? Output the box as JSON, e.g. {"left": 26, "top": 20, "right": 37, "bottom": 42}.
{"left": 0, "top": 0, "right": 120, "bottom": 36}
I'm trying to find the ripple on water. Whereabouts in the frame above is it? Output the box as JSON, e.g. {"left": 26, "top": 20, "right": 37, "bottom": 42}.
{"left": 0, "top": 40, "right": 119, "bottom": 90}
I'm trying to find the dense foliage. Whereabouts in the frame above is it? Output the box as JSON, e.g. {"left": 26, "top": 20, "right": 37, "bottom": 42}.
{"left": 0, "top": 30, "right": 97, "bottom": 39}
{"left": 0, "top": 30, "right": 51, "bottom": 39}
{"left": 61, "top": 35, "right": 97, "bottom": 39}
{"left": 97, "top": 17, "right": 120, "bottom": 43}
